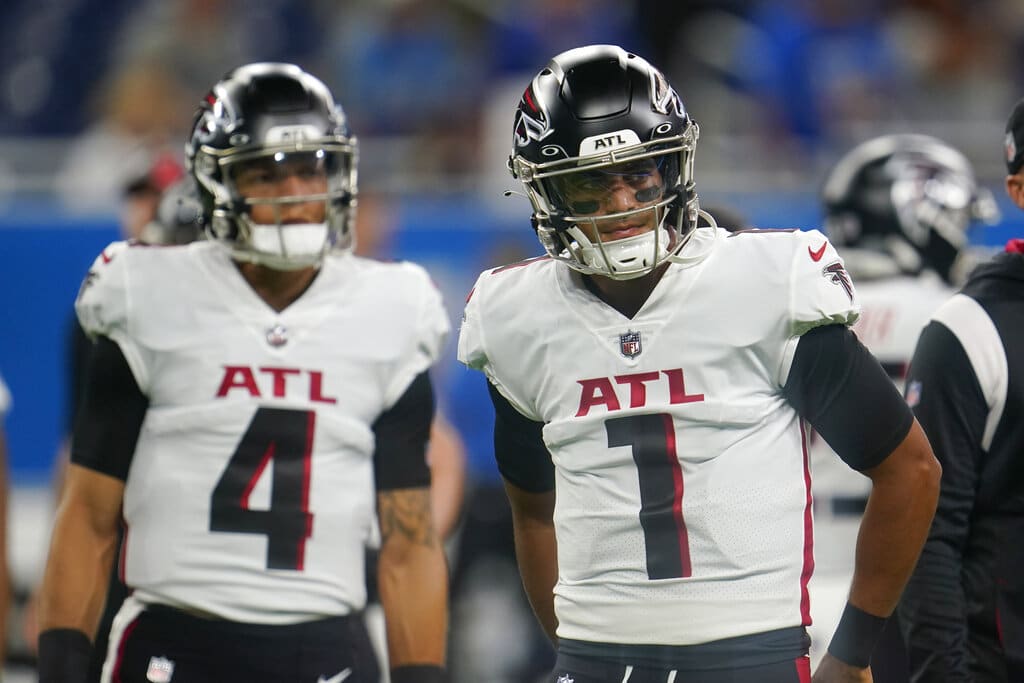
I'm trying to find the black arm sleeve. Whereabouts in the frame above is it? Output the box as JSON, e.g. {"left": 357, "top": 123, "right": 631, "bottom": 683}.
{"left": 66, "top": 317, "right": 93, "bottom": 433}
{"left": 783, "top": 324, "right": 913, "bottom": 471}
{"left": 487, "top": 381, "right": 554, "bottom": 493}
{"left": 372, "top": 371, "right": 434, "bottom": 491}
{"left": 897, "top": 321, "right": 987, "bottom": 680}
{"left": 71, "top": 335, "right": 148, "bottom": 480}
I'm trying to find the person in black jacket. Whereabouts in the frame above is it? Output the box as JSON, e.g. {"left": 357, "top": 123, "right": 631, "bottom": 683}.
{"left": 897, "top": 98, "right": 1024, "bottom": 681}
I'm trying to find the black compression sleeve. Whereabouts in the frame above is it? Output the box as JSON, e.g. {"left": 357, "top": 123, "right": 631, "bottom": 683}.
{"left": 391, "top": 665, "right": 447, "bottom": 683}
{"left": 71, "top": 335, "right": 148, "bottom": 480}
{"left": 372, "top": 371, "right": 434, "bottom": 490}
{"left": 783, "top": 324, "right": 913, "bottom": 471}
{"left": 487, "top": 381, "right": 554, "bottom": 492}
{"left": 38, "top": 628, "right": 91, "bottom": 683}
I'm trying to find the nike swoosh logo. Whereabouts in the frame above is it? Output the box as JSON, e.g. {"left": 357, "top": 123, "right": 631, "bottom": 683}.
{"left": 318, "top": 668, "right": 353, "bottom": 683}
{"left": 808, "top": 242, "right": 828, "bottom": 262}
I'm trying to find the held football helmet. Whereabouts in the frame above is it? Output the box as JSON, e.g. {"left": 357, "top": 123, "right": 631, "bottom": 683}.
{"left": 822, "top": 134, "right": 1000, "bottom": 283}
{"left": 186, "top": 63, "right": 358, "bottom": 270}
{"left": 509, "top": 45, "right": 700, "bottom": 280}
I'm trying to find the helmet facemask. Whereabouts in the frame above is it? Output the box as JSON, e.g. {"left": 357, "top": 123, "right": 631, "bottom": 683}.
{"left": 198, "top": 142, "right": 357, "bottom": 270}
{"left": 515, "top": 129, "right": 698, "bottom": 280}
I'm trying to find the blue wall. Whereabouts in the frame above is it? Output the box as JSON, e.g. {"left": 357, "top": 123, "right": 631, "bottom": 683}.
{"left": 0, "top": 214, "right": 120, "bottom": 483}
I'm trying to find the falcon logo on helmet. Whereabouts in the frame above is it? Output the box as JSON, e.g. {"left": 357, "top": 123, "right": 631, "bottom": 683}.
{"left": 514, "top": 86, "right": 552, "bottom": 148}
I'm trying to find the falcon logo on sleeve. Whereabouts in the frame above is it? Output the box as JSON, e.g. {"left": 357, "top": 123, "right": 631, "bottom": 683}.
{"left": 823, "top": 261, "right": 854, "bottom": 302}
{"left": 76, "top": 269, "right": 99, "bottom": 302}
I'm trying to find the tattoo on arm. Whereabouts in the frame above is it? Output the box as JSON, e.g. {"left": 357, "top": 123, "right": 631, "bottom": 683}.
{"left": 378, "top": 488, "right": 437, "bottom": 547}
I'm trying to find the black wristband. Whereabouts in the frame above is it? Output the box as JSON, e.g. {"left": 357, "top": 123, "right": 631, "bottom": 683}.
{"left": 827, "top": 602, "right": 889, "bottom": 668}
{"left": 391, "top": 664, "right": 447, "bottom": 683}
{"left": 38, "top": 628, "right": 92, "bottom": 683}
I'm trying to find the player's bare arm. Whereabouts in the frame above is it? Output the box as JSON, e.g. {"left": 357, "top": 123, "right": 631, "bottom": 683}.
{"left": 503, "top": 480, "right": 558, "bottom": 645}
{"left": 425, "top": 415, "right": 466, "bottom": 540}
{"left": 851, "top": 419, "right": 940, "bottom": 619}
{"left": 377, "top": 486, "right": 448, "bottom": 668}
{"left": 811, "top": 421, "right": 938, "bottom": 682}
{"left": 38, "top": 464, "right": 124, "bottom": 636}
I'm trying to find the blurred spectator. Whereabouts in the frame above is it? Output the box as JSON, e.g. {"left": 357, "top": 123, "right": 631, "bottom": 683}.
{"left": 110, "top": 0, "right": 325, "bottom": 99}
{"left": 121, "top": 153, "right": 187, "bottom": 242}
{"left": 323, "top": 0, "right": 486, "bottom": 180}
{"left": 884, "top": 1, "right": 1018, "bottom": 126}
{"left": 138, "top": 176, "right": 206, "bottom": 247}
{"left": 324, "top": 0, "right": 482, "bottom": 134}
{"left": 0, "top": 0, "right": 136, "bottom": 136}
{"left": 483, "top": 0, "right": 642, "bottom": 76}
{"left": 731, "top": 0, "right": 903, "bottom": 152}
{"left": 53, "top": 61, "right": 190, "bottom": 213}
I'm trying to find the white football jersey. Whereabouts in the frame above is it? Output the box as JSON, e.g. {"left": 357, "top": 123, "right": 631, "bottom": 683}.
{"left": 76, "top": 240, "right": 449, "bottom": 624}
{"left": 459, "top": 227, "right": 860, "bottom": 645}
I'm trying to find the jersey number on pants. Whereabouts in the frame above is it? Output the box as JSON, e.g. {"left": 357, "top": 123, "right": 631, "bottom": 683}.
{"left": 606, "top": 413, "right": 692, "bottom": 579}
{"left": 210, "top": 406, "right": 315, "bottom": 570}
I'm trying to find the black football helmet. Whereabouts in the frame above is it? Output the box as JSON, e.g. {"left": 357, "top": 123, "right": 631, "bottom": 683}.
{"left": 139, "top": 177, "right": 205, "bottom": 246}
{"left": 186, "top": 63, "right": 357, "bottom": 269}
{"left": 822, "top": 134, "right": 999, "bottom": 283}
{"left": 509, "top": 45, "right": 700, "bottom": 280}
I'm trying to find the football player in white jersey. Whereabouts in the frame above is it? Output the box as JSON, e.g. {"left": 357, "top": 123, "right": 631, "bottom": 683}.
{"left": 457, "top": 45, "right": 941, "bottom": 683}
{"left": 811, "top": 134, "right": 1000, "bottom": 678}
{"left": 36, "top": 64, "right": 449, "bottom": 683}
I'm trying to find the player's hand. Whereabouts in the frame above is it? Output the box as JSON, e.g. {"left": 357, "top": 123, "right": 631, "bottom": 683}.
{"left": 811, "top": 653, "right": 873, "bottom": 682}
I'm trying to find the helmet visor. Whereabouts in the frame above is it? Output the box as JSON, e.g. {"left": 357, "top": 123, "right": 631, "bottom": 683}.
{"left": 540, "top": 152, "right": 679, "bottom": 221}
{"left": 225, "top": 147, "right": 354, "bottom": 214}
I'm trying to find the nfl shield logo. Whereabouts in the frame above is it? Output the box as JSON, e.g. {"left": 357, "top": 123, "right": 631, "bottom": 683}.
{"left": 146, "top": 656, "right": 175, "bottom": 683}
{"left": 619, "top": 330, "right": 642, "bottom": 358}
